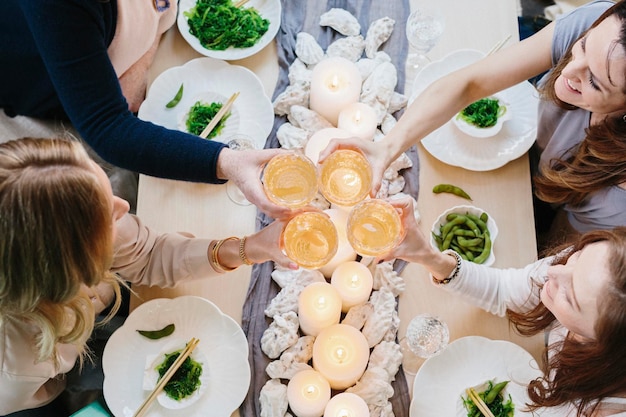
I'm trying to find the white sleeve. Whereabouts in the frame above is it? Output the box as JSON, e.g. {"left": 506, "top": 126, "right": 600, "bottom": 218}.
{"left": 435, "top": 257, "right": 553, "bottom": 316}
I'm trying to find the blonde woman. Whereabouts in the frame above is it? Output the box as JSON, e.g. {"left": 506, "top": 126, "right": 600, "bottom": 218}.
{"left": 0, "top": 137, "right": 295, "bottom": 415}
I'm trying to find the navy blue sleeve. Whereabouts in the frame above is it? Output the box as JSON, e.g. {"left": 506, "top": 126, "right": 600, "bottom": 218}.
{"left": 17, "top": 0, "right": 227, "bottom": 183}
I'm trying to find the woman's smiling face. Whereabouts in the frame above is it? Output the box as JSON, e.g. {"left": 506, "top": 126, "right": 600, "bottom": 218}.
{"left": 541, "top": 241, "right": 611, "bottom": 340}
{"left": 554, "top": 15, "right": 626, "bottom": 118}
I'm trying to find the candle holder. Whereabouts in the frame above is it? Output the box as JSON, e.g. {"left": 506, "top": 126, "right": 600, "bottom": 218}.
{"left": 318, "top": 149, "right": 372, "bottom": 207}
{"left": 281, "top": 211, "right": 339, "bottom": 270}
{"left": 346, "top": 199, "right": 403, "bottom": 257}
{"left": 262, "top": 153, "right": 318, "bottom": 208}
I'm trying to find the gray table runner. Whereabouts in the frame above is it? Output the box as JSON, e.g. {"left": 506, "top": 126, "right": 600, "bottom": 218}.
{"left": 241, "top": 0, "right": 418, "bottom": 415}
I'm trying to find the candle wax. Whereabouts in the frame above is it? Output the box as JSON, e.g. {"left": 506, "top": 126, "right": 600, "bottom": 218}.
{"left": 287, "top": 369, "right": 331, "bottom": 417}
{"left": 304, "top": 127, "right": 352, "bottom": 165}
{"left": 323, "top": 392, "right": 369, "bottom": 417}
{"left": 310, "top": 57, "right": 362, "bottom": 126}
{"left": 298, "top": 282, "right": 342, "bottom": 336}
{"left": 337, "top": 102, "right": 377, "bottom": 141}
{"left": 330, "top": 261, "right": 373, "bottom": 312}
{"left": 319, "top": 209, "right": 357, "bottom": 279}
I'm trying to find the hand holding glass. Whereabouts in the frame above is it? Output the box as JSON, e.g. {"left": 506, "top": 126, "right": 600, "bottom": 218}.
{"left": 225, "top": 134, "right": 256, "bottom": 205}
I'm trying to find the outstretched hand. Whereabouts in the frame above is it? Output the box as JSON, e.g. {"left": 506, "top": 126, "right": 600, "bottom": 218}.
{"left": 248, "top": 218, "right": 298, "bottom": 270}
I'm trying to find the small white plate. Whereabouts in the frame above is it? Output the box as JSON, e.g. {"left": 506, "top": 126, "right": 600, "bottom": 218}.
{"left": 103, "top": 296, "right": 250, "bottom": 417}
{"left": 452, "top": 94, "right": 512, "bottom": 138}
{"left": 430, "top": 205, "right": 498, "bottom": 266}
{"left": 409, "top": 336, "right": 542, "bottom": 417}
{"left": 177, "top": 0, "right": 282, "bottom": 60}
{"left": 138, "top": 57, "right": 273, "bottom": 148}
{"left": 410, "top": 49, "right": 539, "bottom": 171}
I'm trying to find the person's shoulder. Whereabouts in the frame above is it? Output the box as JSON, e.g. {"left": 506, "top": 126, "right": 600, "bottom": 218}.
{"left": 560, "top": 0, "right": 615, "bottom": 22}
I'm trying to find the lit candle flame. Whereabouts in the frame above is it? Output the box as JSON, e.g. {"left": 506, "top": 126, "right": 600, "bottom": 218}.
{"left": 334, "top": 347, "right": 346, "bottom": 363}
{"left": 304, "top": 384, "right": 318, "bottom": 398}
{"left": 354, "top": 110, "right": 361, "bottom": 124}
{"left": 349, "top": 275, "right": 359, "bottom": 288}
{"left": 316, "top": 296, "right": 327, "bottom": 309}
{"left": 338, "top": 409, "right": 351, "bottom": 417}
{"left": 329, "top": 74, "right": 340, "bottom": 91}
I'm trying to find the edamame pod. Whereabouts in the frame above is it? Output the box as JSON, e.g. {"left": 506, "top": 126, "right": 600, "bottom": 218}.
{"left": 432, "top": 183, "right": 472, "bottom": 200}
{"left": 165, "top": 83, "right": 184, "bottom": 108}
{"left": 485, "top": 380, "right": 509, "bottom": 404}
{"left": 137, "top": 323, "right": 176, "bottom": 340}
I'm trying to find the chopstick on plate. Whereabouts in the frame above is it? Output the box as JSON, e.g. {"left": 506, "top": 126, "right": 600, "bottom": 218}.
{"left": 133, "top": 337, "right": 200, "bottom": 417}
{"left": 487, "top": 34, "right": 512, "bottom": 56}
{"left": 466, "top": 388, "right": 497, "bottom": 417}
{"left": 234, "top": 0, "right": 249, "bottom": 7}
{"left": 199, "top": 92, "right": 240, "bottom": 139}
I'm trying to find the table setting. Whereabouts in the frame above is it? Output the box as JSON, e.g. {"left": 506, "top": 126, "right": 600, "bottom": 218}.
{"left": 121, "top": 0, "right": 545, "bottom": 416}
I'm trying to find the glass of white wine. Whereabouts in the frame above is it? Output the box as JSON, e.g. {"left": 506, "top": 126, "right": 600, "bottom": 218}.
{"left": 262, "top": 153, "right": 318, "bottom": 209}
{"left": 318, "top": 149, "right": 372, "bottom": 207}
{"left": 346, "top": 199, "right": 403, "bottom": 257}
{"left": 225, "top": 134, "right": 257, "bottom": 206}
{"left": 399, "top": 314, "right": 450, "bottom": 375}
{"left": 405, "top": 8, "right": 445, "bottom": 72}
{"left": 281, "top": 211, "right": 339, "bottom": 269}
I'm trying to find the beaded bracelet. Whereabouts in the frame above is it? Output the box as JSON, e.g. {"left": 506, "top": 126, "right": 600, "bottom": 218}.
{"left": 210, "top": 237, "right": 239, "bottom": 273}
{"left": 432, "top": 249, "right": 462, "bottom": 285}
{"left": 239, "top": 236, "right": 254, "bottom": 266}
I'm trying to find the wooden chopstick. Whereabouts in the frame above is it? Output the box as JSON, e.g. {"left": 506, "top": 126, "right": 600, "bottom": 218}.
{"left": 486, "top": 34, "right": 512, "bottom": 56}
{"left": 234, "top": 0, "right": 249, "bottom": 7}
{"left": 199, "top": 92, "right": 239, "bottom": 139}
{"left": 467, "top": 388, "right": 497, "bottom": 417}
{"left": 133, "top": 338, "right": 200, "bottom": 417}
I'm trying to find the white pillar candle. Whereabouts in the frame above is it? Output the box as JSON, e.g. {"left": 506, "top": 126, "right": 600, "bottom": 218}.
{"left": 298, "top": 282, "right": 342, "bottom": 337}
{"left": 319, "top": 209, "right": 357, "bottom": 279}
{"left": 304, "top": 127, "right": 352, "bottom": 165}
{"left": 312, "top": 324, "right": 369, "bottom": 390}
{"left": 310, "top": 57, "right": 362, "bottom": 126}
{"left": 337, "top": 102, "right": 378, "bottom": 141}
{"left": 323, "top": 393, "right": 369, "bottom": 417}
{"left": 330, "top": 261, "right": 373, "bottom": 312}
{"left": 287, "top": 369, "right": 331, "bottom": 417}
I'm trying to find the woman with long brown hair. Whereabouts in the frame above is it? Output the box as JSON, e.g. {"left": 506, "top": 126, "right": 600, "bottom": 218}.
{"left": 387, "top": 197, "right": 626, "bottom": 417}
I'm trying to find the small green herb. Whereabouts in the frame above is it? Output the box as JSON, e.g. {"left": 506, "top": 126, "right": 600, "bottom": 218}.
{"left": 458, "top": 98, "right": 506, "bottom": 128}
{"left": 156, "top": 349, "right": 203, "bottom": 401}
{"left": 184, "top": 0, "right": 270, "bottom": 51}
{"left": 137, "top": 323, "right": 176, "bottom": 340}
{"left": 165, "top": 83, "right": 184, "bottom": 108}
{"left": 462, "top": 380, "right": 514, "bottom": 417}
{"left": 185, "top": 100, "right": 231, "bottom": 139}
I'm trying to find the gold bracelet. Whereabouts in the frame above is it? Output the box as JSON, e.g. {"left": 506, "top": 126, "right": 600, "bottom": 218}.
{"left": 239, "top": 236, "right": 254, "bottom": 265}
{"left": 210, "top": 237, "right": 239, "bottom": 273}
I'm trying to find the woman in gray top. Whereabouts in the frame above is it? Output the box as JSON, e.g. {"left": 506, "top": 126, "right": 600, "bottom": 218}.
{"left": 320, "top": 0, "right": 626, "bottom": 243}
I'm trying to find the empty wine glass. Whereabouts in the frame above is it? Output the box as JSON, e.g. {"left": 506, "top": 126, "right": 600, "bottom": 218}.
{"left": 225, "top": 134, "right": 256, "bottom": 206}
{"left": 399, "top": 314, "right": 449, "bottom": 375}
{"left": 405, "top": 8, "right": 445, "bottom": 72}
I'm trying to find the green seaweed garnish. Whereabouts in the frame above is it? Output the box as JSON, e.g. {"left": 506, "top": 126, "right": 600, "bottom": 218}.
{"left": 184, "top": 0, "right": 270, "bottom": 51}
{"left": 462, "top": 380, "right": 515, "bottom": 417}
{"left": 156, "top": 349, "right": 203, "bottom": 401}
{"left": 185, "top": 100, "right": 231, "bottom": 139}
{"left": 458, "top": 98, "right": 506, "bottom": 128}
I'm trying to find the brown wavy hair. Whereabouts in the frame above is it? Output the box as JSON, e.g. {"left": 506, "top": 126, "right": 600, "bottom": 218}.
{"left": 0, "top": 137, "right": 122, "bottom": 366}
{"left": 507, "top": 227, "right": 626, "bottom": 416}
{"left": 534, "top": 1, "right": 626, "bottom": 206}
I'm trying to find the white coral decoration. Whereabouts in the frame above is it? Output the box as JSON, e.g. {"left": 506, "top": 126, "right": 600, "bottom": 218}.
{"left": 368, "top": 341, "right": 403, "bottom": 381}
{"left": 287, "top": 105, "right": 333, "bottom": 132}
{"left": 276, "top": 123, "right": 309, "bottom": 150}
{"left": 364, "top": 17, "right": 396, "bottom": 58}
{"left": 326, "top": 35, "right": 366, "bottom": 62}
{"left": 261, "top": 311, "right": 300, "bottom": 359}
{"left": 360, "top": 62, "right": 398, "bottom": 124}
{"left": 265, "top": 336, "right": 315, "bottom": 379}
{"left": 361, "top": 289, "right": 396, "bottom": 347}
{"left": 260, "top": 379, "right": 289, "bottom": 417}
{"left": 345, "top": 367, "right": 394, "bottom": 407}
{"left": 319, "top": 8, "right": 361, "bottom": 36}
{"left": 372, "top": 261, "right": 406, "bottom": 297}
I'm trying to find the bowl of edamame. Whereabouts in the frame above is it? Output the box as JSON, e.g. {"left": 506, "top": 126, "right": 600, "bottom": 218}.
{"left": 430, "top": 205, "right": 498, "bottom": 266}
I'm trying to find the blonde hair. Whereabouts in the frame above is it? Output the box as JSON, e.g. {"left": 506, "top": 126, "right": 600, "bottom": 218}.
{"left": 0, "top": 137, "right": 122, "bottom": 366}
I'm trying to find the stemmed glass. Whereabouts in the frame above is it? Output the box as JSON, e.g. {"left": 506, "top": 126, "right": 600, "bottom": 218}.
{"left": 405, "top": 8, "right": 445, "bottom": 72}
{"left": 225, "top": 134, "right": 257, "bottom": 206}
{"left": 399, "top": 314, "right": 450, "bottom": 375}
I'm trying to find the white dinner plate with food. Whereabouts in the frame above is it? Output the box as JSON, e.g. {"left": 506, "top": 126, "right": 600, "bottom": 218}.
{"left": 409, "top": 49, "right": 539, "bottom": 171}
{"left": 103, "top": 296, "right": 250, "bottom": 417}
{"left": 177, "top": 0, "right": 282, "bottom": 60}
{"left": 409, "top": 336, "right": 542, "bottom": 417}
{"left": 138, "top": 57, "right": 273, "bottom": 149}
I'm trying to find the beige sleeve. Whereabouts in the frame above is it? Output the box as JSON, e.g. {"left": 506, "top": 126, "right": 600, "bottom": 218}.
{"left": 111, "top": 214, "right": 217, "bottom": 287}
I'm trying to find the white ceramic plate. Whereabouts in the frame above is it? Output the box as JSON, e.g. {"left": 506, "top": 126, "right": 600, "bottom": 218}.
{"left": 430, "top": 205, "right": 498, "bottom": 266}
{"left": 410, "top": 336, "right": 542, "bottom": 417}
{"left": 103, "top": 296, "right": 250, "bottom": 417}
{"left": 177, "top": 0, "right": 281, "bottom": 60}
{"left": 138, "top": 57, "right": 273, "bottom": 148}
{"left": 409, "top": 49, "right": 539, "bottom": 171}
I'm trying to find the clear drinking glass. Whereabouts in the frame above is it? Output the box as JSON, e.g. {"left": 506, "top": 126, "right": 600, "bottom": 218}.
{"left": 346, "top": 199, "right": 403, "bottom": 257}
{"left": 225, "top": 134, "right": 257, "bottom": 206}
{"left": 262, "top": 153, "right": 318, "bottom": 209}
{"left": 405, "top": 8, "right": 445, "bottom": 72}
{"left": 399, "top": 314, "right": 450, "bottom": 375}
{"left": 281, "top": 211, "right": 339, "bottom": 269}
{"left": 318, "top": 149, "right": 372, "bottom": 207}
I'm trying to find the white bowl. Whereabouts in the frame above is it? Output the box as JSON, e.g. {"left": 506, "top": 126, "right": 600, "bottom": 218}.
{"left": 430, "top": 205, "right": 498, "bottom": 266}
{"left": 452, "top": 95, "right": 511, "bottom": 138}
